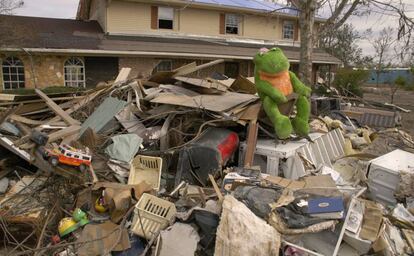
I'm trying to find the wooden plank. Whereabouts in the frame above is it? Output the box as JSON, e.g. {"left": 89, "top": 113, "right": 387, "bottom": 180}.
{"left": 47, "top": 125, "right": 81, "bottom": 143}
{"left": 151, "top": 92, "right": 258, "bottom": 113}
{"left": 9, "top": 114, "right": 44, "bottom": 125}
{"left": 208, "top": 174, "right": 224, "bottom": 202}
{"left": 39, "top": 69, "right": 128, "bottom": 126}
{"left": 13, "top": 135, "right": 30, "bottom": 147}
{"left": 115, "top": 67, "right": 131, "bottom": 83}
{"left": 174, "top": 59, "right": 224, "bottom": 77}
{"left": 239, "top": 102, "right": 262, "bottom": 121}
{"left": 173, "top": 62, "right": 197, "bottom": 76}
{"left": 243, "top": 120, "right": 258, "bottom": 167}
{"left": 230, "top": 75, "right": 257, "bottom": 94}
{"left": 35, "top": 89, "right": 80, "bottom": 126}
{"left": 45, "top": 89, "right": 104, "bottom": 124}
{"left": 0, "top": 93, "right": 17, "bottom": 101}
{"left": 175, "top": 76, "right": 228, "bottom": 92}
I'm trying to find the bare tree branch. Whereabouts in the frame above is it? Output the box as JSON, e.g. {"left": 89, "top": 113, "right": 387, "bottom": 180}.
{"left": 0, "top": 0, "right": 24, "bottom": 15}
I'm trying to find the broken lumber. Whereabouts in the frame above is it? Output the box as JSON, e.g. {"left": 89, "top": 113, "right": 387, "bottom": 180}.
{"left": 47, "top": 125, "right": 81, "bottom": 143}
{"left": 35, "top": 89, "right": 80, "bottom": 126}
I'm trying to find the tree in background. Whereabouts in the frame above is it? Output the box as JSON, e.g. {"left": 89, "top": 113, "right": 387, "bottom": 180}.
{"left": 0, "top": 0, "right": 23, "bottom": 14}
{"left": 391, "top": 75, "right": 406, "bottom": 103}
{"left": 320, "top": 23, "right": 370, "bottom": 68}
{"left": 267, "top": 0, "right": 413, "bottom": 87}
{"left": 371, "top": 27, "right": 394, "bottom": 88}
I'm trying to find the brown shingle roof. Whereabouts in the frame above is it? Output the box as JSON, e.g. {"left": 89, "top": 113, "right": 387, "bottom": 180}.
{"left": 0, "top": 15, "right": 341, "bottom": 64}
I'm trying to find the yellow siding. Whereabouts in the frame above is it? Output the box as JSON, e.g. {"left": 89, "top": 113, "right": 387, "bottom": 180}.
{"left": 243, "top": 15, "right": 280, "bottom": 40}
{"left": 105, "top": 1, "right": 301, "bottom": 42}
{"left": 179, "top": 8, "right": 220, "bottom": 36}
{"left": 107, "top": 1, "right": 151, "bottom": 34}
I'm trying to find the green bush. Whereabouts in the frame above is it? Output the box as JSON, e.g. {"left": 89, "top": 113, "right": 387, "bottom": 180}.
{"left": 333, "top": 68, "right": 369, "bottom": 97}
{"left": 394, "top": 76, "right": 406, "bottom": 88}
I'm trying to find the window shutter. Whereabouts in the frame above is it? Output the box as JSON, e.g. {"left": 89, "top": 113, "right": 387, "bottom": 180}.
{"left": 219, "top": 13, "right": 225, "bottom": 34}
{"left": 294, "top": 20, "right": 299, "bottom": 41}
{"left": 151, "top": 6, "right": 158, "bottom": 29}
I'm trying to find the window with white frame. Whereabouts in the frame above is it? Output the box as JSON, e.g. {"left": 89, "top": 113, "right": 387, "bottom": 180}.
{"left": 2, "top": 56, "right": 25, "bottom": 90}
{"left": 158, "top": 7, "right": 174, "bottom": 29}
{"left": 156, "top": 60, "right": 172, "bottom": 72}
{"left": 64, "top": 57, "right": 85, "bottom": 87}
{"left": 283, "top": 21, "right": 295, "bottom": 40}
{"left": 226, "top": 14, "right": 240, "bottom": 35}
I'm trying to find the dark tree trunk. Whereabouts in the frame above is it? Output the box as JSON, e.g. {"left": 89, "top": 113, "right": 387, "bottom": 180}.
{"left": 298, "top": 0, "right": 316, "bottom": 87}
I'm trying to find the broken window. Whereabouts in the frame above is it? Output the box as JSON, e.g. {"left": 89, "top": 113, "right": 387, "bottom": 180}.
{"left": 156, "top": 60, "right": 173, "bottom": 72}
{"left": 64, "top": 57, "right": 85, "bottom": 88}
{"left": 283, "top": 21, "right": 295, "bottom": 40}
{"left": 158, "top": 7, "right": 174, "bottom": 29}
{"left": 225, "top": 14, "right": 240, "bottom": 35}
{"left": 2, "top": 56, "right": 25, "bottom": 90}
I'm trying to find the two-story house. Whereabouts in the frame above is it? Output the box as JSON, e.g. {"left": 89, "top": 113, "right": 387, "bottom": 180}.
{"left": 0, "top": 0, "right": 340, "bottom": 90}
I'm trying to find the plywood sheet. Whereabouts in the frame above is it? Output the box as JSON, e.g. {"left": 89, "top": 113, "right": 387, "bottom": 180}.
{"left": 151, "top": 92, "right": 258, "bottom": 113}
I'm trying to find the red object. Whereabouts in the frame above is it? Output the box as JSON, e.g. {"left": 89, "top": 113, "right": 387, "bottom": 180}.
{"left": 51, "top": 235, "right": 61, "bottom": 245}
{"left": 217, "top": 132, "right": 239, "bottom": 163}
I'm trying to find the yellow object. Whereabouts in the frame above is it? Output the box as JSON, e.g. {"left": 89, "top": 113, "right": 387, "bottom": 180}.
{"left": 344, "top": 138, "right": 358, "bottom": 156}
{"left": 58, "top": 217, "right": 77, "bottom": 237}
{"left": 95, "top": 197, "right": 107, "bottom": 213}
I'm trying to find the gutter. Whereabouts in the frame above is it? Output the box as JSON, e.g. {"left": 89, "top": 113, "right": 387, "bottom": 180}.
{"left": 0, "top": 48, "right": 342, "bottom": 65}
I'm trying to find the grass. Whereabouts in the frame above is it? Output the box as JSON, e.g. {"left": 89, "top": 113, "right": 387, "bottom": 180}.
{"left": 0, "top": 86, "right": 86, "bottom": 95}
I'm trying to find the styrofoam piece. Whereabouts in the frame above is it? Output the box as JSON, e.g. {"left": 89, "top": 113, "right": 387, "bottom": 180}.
{"left": 367, "top": 149, "right": 414, "bottom": 205}
{"left": 128, "top": 155, "right": 162, "bottom": 191}
{"left": 239, "top": 129, "right": 345, "bottom": 179}
{"left": 131, "top": 193, "right": 176, "bottom": 240}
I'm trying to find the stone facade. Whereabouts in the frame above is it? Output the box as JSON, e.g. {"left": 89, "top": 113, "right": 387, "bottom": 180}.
{"left": 0, "top": 54, "right": 254, "bottom": 91}
{"left": 118, "top": 57, "right": 160, "bottom": 79}
{"left": 0, "top": 54, "right": 68, "bottom": 90}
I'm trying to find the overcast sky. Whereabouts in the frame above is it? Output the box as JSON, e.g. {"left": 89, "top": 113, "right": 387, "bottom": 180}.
{"left": 13, "top": 0, "right": 414, "bottom": 57}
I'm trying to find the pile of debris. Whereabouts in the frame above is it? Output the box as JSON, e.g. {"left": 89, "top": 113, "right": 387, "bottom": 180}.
{"left": 0, "top": 61, "right": 414, "bottom": 256}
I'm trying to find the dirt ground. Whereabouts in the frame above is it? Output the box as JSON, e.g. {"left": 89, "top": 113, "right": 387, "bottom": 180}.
{"left": 363, "top": 87, "right": 414, "bottom": 136}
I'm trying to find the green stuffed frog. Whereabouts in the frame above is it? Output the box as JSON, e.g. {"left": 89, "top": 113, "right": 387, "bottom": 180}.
{"left": 254, "top": 47, "right": 312, "bottom": 139}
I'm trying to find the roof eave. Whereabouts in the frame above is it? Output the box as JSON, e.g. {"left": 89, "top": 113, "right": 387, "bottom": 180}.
{"left": 0, "top": 47, "right": 342, "bottom": 64}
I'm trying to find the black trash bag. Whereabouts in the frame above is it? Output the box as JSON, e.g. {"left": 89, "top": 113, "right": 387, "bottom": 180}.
{"left": 234, "top": 185, "right": 282, "bottom": 218}
{"left": 276, "top": 201, "right": 327, "bottom": 229}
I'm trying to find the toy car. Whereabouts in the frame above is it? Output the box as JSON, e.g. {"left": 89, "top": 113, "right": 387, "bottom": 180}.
{"left": 44, "top": 144, "right": 92, "bottom": 171}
